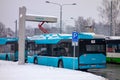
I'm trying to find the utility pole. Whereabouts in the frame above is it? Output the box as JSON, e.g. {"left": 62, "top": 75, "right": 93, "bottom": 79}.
{"left": 46, "top": 1, "right": 76, "bottom": 33}
{"left": 110, "top": 0, "right": 113, "bottom": 36}
{"left": 15, "top": 20, "right": 17, "bottom": 37}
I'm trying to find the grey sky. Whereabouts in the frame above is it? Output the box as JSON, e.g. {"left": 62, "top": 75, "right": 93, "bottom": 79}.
{"left": 0, "top": 0, "right": 102, "bottom": 31}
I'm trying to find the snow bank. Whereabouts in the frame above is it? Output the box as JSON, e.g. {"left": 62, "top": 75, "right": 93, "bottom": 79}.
{"left": 0, "top": 60, "right": 108, "bottom": 80}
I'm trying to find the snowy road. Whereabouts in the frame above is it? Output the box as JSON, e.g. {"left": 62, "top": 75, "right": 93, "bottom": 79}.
{"left": 0, "top": 60, "right": 108, "bottom": 80}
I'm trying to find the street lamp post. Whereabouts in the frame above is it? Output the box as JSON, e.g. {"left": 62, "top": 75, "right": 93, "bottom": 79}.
{"left": 46, "top": 1, "right": 76, "bottom": 33}
{"left": 110, "top": 0, "right": 113, "bottom": 36}
{"left": 15, "top": 20, "right": 17, "bottom": 37}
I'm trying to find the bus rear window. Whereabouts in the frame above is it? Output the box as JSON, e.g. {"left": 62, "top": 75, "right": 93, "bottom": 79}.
{"left": 86, "top": 45, "right": 105, "bottom": 52}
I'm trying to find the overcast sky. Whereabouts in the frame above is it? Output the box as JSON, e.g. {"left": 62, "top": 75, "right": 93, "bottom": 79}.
{"left": 0, "top": 0, "right": 102, "bottom": 31}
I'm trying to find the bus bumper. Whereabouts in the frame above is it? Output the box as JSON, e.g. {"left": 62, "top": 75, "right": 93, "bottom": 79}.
{"left": 79, "top": 64, "right": 106, "bottom": 69}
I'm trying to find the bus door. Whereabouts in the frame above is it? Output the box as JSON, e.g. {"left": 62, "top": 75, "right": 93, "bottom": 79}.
{"left": 78, "top": 39, "right": 106, "bottom": 69}
{"left": 0, "top": 45, "right": 6, "bottom": 60}
{"left": 36, "top": 44, "right": 49, "bottom": 65}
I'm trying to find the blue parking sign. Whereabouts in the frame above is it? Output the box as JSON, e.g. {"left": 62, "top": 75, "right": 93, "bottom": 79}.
{"left": 72, "top": 31, "right": 78, "bottom": 42}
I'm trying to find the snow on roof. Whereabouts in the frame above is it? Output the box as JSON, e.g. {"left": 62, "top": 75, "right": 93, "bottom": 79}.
{"left": 27, "top": 33, "right": 105, "bottom": 42}
{"left": 0, "top": 60, "right": 108, "bottom": 80}
{"left": 80, "top": 32, "right": 105, "bottom": 38}
{"left": 27, "top": 34, "right": 72, "bottom": 40}
{"left": 27, "top": 35, "right": 46, "bottom": 40}
{"left": 107, "top": 36, "right": 120, "bottom": 40}
{"left": 93, "top": 34, "right": 105, "bottom": 38}
{"left": 80, "top": 32, "right": 95, "bottom": 35}
{"left": 59, "top": 34, "right": 72, "bottom": 36}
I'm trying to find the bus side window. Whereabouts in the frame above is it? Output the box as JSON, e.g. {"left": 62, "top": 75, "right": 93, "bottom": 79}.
{"left": 53, "top": 45, "right": 62, "bottom": 56}
{"left": 65, "top": 47, "right": 69, "bottom": 56}
{"left": 53, "top": 47, "right": 56, "bottom": 56}
{"left": 53, "top": 47, "right": 59, "bottom": 56}
{"left": 11, "top": 45, "right": 15, "bottom": 51}
{"left": 47, "top": 44, "right": 52, "bottom": 56}
{"left": 117, "top": 44, "right": 120, "bottom": 53}
{"left": 40, "top": 44, "right": 48, "bottom": 56}
{"left": 60, "top": 47, "right": 66, "bottom": 55}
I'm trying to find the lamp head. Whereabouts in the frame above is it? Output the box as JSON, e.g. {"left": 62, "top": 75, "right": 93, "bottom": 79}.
{"left": 72, "top": 3, "right": 76, "bottom": 5}
{"left": 46, "top": 1, "right": 50, "bottom": 3}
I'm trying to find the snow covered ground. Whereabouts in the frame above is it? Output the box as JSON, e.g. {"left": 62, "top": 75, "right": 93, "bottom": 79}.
{"left": 0, "top": 60, "right": 108, "bottom": 80}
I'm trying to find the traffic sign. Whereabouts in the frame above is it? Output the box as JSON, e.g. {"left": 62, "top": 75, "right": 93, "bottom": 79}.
{"left": 72, "top": 31, "right": 78, "bottom": 42}
{"left": 72, "top": 31, "right": 79, "bottom": 69}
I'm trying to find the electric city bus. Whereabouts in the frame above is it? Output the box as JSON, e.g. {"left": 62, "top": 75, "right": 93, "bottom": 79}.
{"left": 0, "top": 38, "right": 28, "bottom": 61}
{"left": 106, "top": 36, "right": 120, "bottom": 63}
{"left": 0, "top": 38, "right": 18, "bottom": 61}
{"left": 27, "top": 33, "right": 106, "bottom": 70}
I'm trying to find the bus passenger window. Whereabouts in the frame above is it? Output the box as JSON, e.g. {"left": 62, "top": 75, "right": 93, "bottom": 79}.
{"left": 40, "top": 45, "right": 48, "bottom": 56}
{"left": 11, "top": 45, "right": 15, "bottom": 51}
{"left": 60, "top": 48, "right": 66, "bottom": 55}
{"left": 118, "top": 44, "right": 120, "bottom": 48}
{"left": 53, "top": 46, "right": 60, "bottom": 56}
{"left": 65, "top": 47, "right": 69, "bottom": 56}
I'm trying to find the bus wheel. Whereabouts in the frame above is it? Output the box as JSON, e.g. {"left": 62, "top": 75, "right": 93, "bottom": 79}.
{"left": 34, "top": 58, "right": 38, "bottom": 64}
{"left": 58, "top": 60, "right": 64, "bottom": 68}
{"left": 6, "top": 55, "right": 9, "bottom": 61}
{"left": 25, "top": 59, "right": 28, "bottom": 63}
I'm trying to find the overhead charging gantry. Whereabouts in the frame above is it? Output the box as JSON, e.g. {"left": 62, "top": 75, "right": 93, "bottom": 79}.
{"left": 19, "top": 6, "right": 57, "bottom": 64}
{"left": 38, "top": 21, "right": 49, "bottom": 33}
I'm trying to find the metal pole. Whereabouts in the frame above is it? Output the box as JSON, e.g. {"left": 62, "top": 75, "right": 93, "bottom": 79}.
{"left": 46, "top": 1, "right": 62, "bottom": 34}
{"left": 45, "top": 1, "right": 76, "bottom": 34}
{"left": 110, "top": 0, "right": 113, "bottom": 36}
{"left": 15, "top": 20, "right": 17, "bottom": 37}
{"left": 73, "top": 45, "right": 75, "bottom": 69}
{"left": 60, "top": 5, "right": 62, "bottom": 33}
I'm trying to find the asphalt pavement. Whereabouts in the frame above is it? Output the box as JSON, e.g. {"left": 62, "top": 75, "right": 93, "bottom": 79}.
{"left": 88, "top": 63, "right": 120, "bottom": 80}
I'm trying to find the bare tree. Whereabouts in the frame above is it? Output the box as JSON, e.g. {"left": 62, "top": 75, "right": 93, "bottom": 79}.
{"left": 75, "top": 16, "right": 95, "bottom": 32}
{"left": 6, "top": 28, "right": 15, "bottom": 37}
{"left": 65, "top": 25, "right": 74, "bottom": 34}
{"left": 98, "top": 0, "right": 120, "bottom": 36}
{"left": 0, "top": 22, "right": 6, "bottom": 37}
{"left": 75, "top": 16, "right": 86, "bottom": 32}
{"left": 26, "top": 25, "right": 35, "bottom": 37}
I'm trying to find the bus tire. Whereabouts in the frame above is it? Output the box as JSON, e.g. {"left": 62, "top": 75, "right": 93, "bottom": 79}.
{"left": 34, "top": 57, "right": 38, "bottom": 64}
{"left": 6, "top": 55, "right": 9, "bottom": 61}
{"left": 25, "top": 59, "right": 27, "bottom": 63}
{"left": 58, "top": 60, "right": 64, "bottom": 68}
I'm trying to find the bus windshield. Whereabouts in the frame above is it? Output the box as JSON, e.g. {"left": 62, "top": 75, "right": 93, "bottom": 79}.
{"left": 79, "top": 39, "right": 106, "bottom": 53}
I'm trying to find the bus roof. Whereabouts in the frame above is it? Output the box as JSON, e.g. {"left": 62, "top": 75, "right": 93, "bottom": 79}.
{"left": 27, "top": 33, "right": 93, "bottom": 44}
{"left": 0, "top": 38, "right": 17, "bottom": 45}
{"left": 81, "top": 32, "right": 105, "bottom": 39}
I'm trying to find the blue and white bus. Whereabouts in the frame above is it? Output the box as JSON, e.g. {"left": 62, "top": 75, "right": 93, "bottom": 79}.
{"left": 0, "top": 38, "right": 18, "bottom": 61}
{"left": 27, "top": 33, "right": 106, "bottom": 70}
